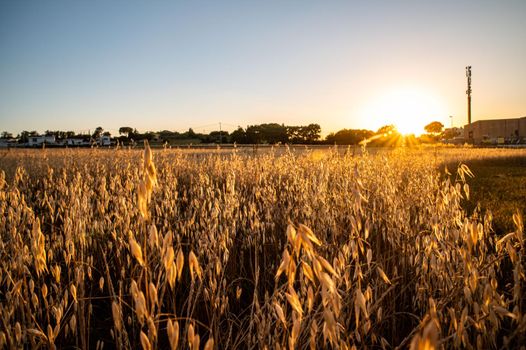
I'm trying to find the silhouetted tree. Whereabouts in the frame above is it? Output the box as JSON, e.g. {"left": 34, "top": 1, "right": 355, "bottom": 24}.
{"left": 285, "top": 124, "right": 321, "bottom": 143}
{"left": 16, "top": 131, "right": 39, "bottom": 143}
{"left": 245, "top": 125, "right": 262, "bottom": 144}
{"left": 325, "top": 129, "right": 373, "bottom": 145}
{"left": 205, "top": 130, "right": 229, "bottom": 143}
{"left": 43, "top": 130, "right": 70, "bottom": 139}
{"left": 231, "top": 127, "right": 248, "bottom": 144}
{"left": 376, "top": 125, "right": 396, "bottom": 135}
{"left": 18, "top": 131, "right": 30, "bottom": 143}
{"left": 92, "top": 127, "right": 104, "bottom": 139}
{"left": 286, "top": 126, "right": 301, "bottom": 142}
{"left": 1, "top": 131, "right": 13, "bottom": 139}
{"left": 119, "top": 127, "right": 134, "bottom": 138}
{"left": 370, "top": 125, "right": 402, "bottom": 147}
{"left": 187, "top": 128, "right": 196, "bottom": 138}
{"left": 424, "top": 121, "right": 444, "bottom": 134}
{"left": 305, "top": 124, "right": 321, "bottom": 142}
{"left": 246, "top": 123, "right": 288, "bottom": 144}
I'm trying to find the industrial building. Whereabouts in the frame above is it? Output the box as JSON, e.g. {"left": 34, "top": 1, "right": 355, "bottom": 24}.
{"left": 464, "top": 116, "right": 526, "bottom": 144}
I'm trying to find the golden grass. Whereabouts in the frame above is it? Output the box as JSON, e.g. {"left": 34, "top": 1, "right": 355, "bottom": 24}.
{"left": 0, "top": 146, "right": 525, "bottom": 349}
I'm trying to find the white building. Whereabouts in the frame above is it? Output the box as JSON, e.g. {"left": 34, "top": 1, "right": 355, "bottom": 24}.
{"left": 99, "top": 135, "right": 112, "bottom": 146}
{"left": 0, "top": 138, "right": 17, "bottom": 148}
{"left": 28, "top": 136, "right": 56, "bottom": 147}
{"left": 66, "top": 138, "right": 90, "bottom": 146}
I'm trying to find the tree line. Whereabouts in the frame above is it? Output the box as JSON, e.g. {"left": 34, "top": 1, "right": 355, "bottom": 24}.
{"left": 2, "top": 121, "right": 457, "bottom": 146}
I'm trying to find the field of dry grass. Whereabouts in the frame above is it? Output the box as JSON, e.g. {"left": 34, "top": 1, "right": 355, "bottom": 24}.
{"left": 459, "top": 156, "right": 526, "bottom": 235}
{"left": 0, "top": 145, "right": 525, "bottom": 349}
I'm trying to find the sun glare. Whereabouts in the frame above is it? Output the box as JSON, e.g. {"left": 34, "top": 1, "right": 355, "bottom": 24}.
{"left": 361, "top": 88, "right": 447, "bottom": 136}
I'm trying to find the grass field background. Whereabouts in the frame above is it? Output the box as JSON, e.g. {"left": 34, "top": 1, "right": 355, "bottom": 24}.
{"left": 0, "top": 146, "right": 525, "bottom": 349}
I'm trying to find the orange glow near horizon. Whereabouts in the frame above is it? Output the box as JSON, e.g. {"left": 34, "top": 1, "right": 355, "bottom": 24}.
{"left": 359, "top": 87, "right": 448, "bottom": 136}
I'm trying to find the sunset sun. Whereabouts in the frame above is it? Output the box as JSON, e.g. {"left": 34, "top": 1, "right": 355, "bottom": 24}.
{"left": 361, "top": 88, "right": 447, "bottom": 135}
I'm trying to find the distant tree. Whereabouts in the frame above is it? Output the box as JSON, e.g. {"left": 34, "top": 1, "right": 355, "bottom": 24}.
{"left": 286, "top": 126, "right": 300, "bottom": 142}
{"left": 18, "top": 131, "right": 30, "bottom": 143}
{"left": 42, "top": 130, "right": 68, "bottom": 139}
{"left": 424, "top": 121, "right": 444, "bottom": 134}
{"left": 369, "top": 125, "right": 402, "bottom": 147}
{"left": 325, "top": 129, "right": 374, "bottom": 145}
{"left": 284, "top": 124, "right": 321, "bottom": 143}
{"left": 245, "top": 125, "right": 262, "bottom": 144}
{"left": 231, "top": 127, "right": 247, "bottom": 144}
{"left": 92, "top": 126, "right": 104, "bottom": 139}
{"left": 1, "top": 131, "right": 13, "bottom": 139}
{"left": 376, "top": 125, "right": 396, "bottom": 135}
{"left": 119, "top": 127, "right": 134, "bottom": 138}
{"left": 246, "top": 124, "right": 288, "bottom": 144}
{"left": 158, "top": 130, "right": 181, "bottom": 143}
{"left": 17, "top": 131, "right": 39, "bottom": 143}
{"left": 102, "top": 131, "right": 111, "bottom": 137}
{"left": 187, "top": 128, "right": 196, "bottom": 138}
{"left": 142, "top": 131, "right": 157, "bottom": 141}
{"left": 206, "top": 130, "right": 229, "bottom": 143}
{"left": 303, "top": 124, "right": 322, "bottom": 143}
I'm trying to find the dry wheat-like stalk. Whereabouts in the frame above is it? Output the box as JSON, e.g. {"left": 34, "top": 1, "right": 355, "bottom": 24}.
{"left": 0, "top": 147, "right": 524, "bottom": 349}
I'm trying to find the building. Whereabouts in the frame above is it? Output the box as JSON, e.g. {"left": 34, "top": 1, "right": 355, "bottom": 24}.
{"left": 0, "top": 138, "right": 17, "bottom": 148}
{"left": 464, "top": 116, "right": 526, "bottom": 144}
{"left": 66, "top": 138, "right": 90, "bottom": 146}
{"left": 442, "top": 127, "right": 464, "bottom": 144}
{"left": 99, "top": 135, "right": 112, "bottom": 146}
{"left": 27, "top": 135, "right": 56, "bottom": 147}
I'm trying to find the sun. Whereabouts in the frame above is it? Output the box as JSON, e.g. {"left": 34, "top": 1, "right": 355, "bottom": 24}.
{"left": 360, "top": 87, "right": 447, "bottom": 136}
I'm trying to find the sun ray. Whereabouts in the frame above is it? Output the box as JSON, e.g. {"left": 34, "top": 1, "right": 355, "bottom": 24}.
{"left": 360, "top": 87, "right": 447, "bottom": 136}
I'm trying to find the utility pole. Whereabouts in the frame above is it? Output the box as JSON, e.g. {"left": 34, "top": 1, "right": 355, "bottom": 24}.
{"left": 449, "top": 115, "right": 453, "bottom": 128}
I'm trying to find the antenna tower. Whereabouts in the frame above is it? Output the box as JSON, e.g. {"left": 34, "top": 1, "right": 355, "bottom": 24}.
{"left": 466, "top": 66, "right": 472, "bottom": 125}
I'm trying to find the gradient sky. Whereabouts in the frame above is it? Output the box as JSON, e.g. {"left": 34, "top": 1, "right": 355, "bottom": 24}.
{"left": 1, "top": 0, "right": 525, "bottom": 136}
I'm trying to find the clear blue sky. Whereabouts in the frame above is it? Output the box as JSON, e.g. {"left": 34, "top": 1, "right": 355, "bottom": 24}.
{"left": 1, "top": 0, "right": 525, "bottom": 136}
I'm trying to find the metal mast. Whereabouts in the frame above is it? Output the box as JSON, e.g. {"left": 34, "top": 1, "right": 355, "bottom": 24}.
{"left": 466, "top": 66, "right": 472, "bottom": 125}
